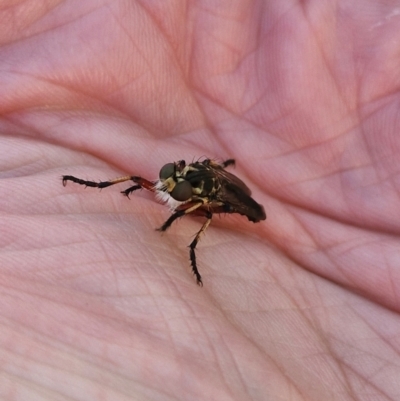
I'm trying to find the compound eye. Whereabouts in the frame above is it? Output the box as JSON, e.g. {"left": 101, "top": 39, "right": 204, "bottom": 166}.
{"left": 159, "top": 163, "right": 175, "bottom": 180}
{"left": 171, "top": 181, "right": 192, "bottom": 201}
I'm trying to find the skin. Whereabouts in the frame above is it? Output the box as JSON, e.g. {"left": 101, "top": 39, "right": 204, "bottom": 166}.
{"left": 1, "top": 0, "right": 400, "bottom": 400}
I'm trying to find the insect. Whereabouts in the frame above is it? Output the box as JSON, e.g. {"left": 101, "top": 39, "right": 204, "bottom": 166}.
{"left": 62, "top": 158, "right": 266, "bottom": 286}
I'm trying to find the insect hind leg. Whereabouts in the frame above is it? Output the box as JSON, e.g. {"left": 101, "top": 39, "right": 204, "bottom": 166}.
{"left": 189, "top": 211, "right": 212, "bottom": 287}
{"left": 221, "top": 159, "right": 235, "bottom": 168}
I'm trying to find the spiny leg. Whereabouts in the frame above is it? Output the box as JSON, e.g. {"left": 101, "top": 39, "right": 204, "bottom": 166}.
{"left": 157, "top": 201, "right": 204, "bottom": 232}
{"left": 189, "top": 211, "right": 212, "bottom": 286}
{"left": 156, "top": 202, "right": 206, "bottom": 285}
{"left": 157, "top": 209, "right": 186, "bottom": 232}
{"left": 221, "top": 159, "right": 235, "bottom": 168}
{"left": 62, "top": 175, "right": 134, "bottom": 189}
{"left": 121, "top": 185, "right": 142, "bottom": 198}
{"left": 121, "top": 176, "right": 157, "bottom": 197}
{"left": 62, "top": 175, "right": 156, "bottom": 197}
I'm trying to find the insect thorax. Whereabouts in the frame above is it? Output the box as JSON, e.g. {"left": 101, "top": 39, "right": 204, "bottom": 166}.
{"left": 180, "top": 162, "right": 221, "bottom": 197}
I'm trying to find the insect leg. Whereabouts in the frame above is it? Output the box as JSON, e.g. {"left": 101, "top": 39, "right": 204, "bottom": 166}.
{"left": 205, "top": 159, "right": 235, "bottom": 168}
{"left": 130, "top": 177, "right": 156, "bottom": 191}
{"left": 62, "top": 175, "right": 133, "bottom": 188}
{"left": 121, "top": 177, "right": 156, "bottom": 197}
{"left": 121, "top": 185, "right": 142, "bottom": 198}
{"left": 189, "top": 211, "right": 212, "bottom": 286}
{"left": 221, "top": 159, "right": 235, "bottom": 168}
{"left": 63, "top": 175, "right": 156, "bottom": 197}
{"left": 157, "top": 202, "right": 204, "bottom": 232}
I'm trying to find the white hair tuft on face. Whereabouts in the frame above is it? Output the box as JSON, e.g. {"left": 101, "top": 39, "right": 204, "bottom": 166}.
{"left": 154, "top": 180, "right": 183, "bottom": 211}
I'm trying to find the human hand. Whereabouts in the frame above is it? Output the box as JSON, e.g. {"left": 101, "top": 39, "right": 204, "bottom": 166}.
{"left": 1, "top": 1, "right": 400, "bottom": 400}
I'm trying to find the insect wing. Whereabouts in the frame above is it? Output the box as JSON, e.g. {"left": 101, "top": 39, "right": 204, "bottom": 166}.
{"left": 219, "top": 181, "right": 266, "bottom": 222}
{"left": 212, "top": 168, "right": 252, "bottom": 196}
{"left": 206, "top": 166, "right": 265, "bottom": 222}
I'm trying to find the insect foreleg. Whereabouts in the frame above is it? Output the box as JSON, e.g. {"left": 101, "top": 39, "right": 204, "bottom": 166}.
{"left": 121, "top": 176, "right": 156, "bottom": 197}
{"left": 62, "top": 174, "right": 157, "bottom": 199}
{"left": 157, "top": 202, "right": 204, "bottom": 232}
{"left": 62, "top": 175, "right": 133, "bottom": 188}
{"left": 121, "top": 185, "right": 142, "bottom": 198}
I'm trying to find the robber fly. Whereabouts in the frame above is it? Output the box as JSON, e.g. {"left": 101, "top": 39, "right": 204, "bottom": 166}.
{"left": 62, "top": 158, "right": 266, "bottom": 286}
